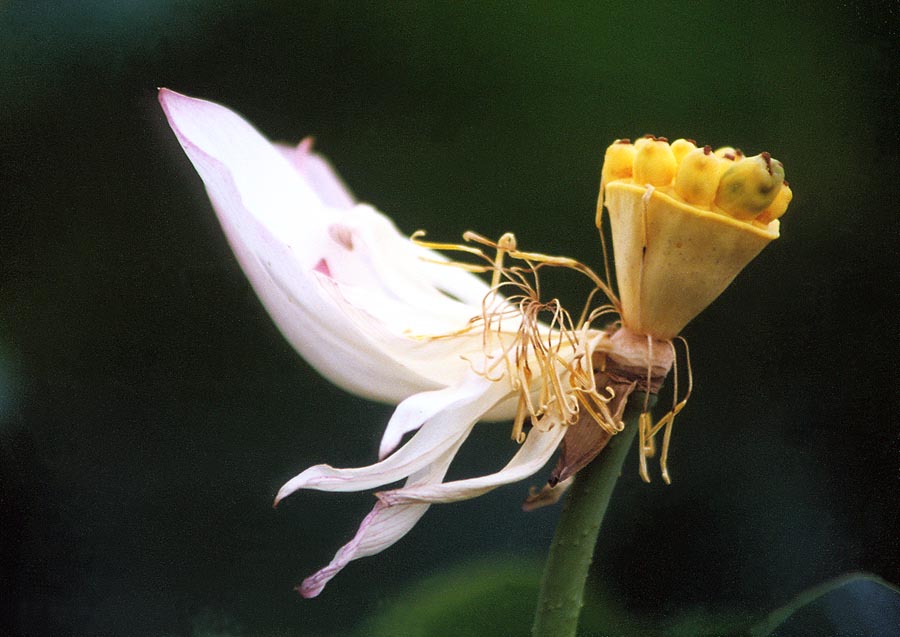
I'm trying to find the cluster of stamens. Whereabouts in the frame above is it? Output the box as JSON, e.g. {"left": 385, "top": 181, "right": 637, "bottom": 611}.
{"left": 413, "top": 231, "right": 690, "bottom": 483}
{"left": 413, "top": 231, "right": 625, "bottom": 442}
{"left": 601, "top": 134, "right": 792, "bottom": 224}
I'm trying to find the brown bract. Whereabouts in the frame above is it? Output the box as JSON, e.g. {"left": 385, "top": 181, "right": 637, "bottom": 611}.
{"left": 540, "top": 326, "right": 673, "bottom": 491}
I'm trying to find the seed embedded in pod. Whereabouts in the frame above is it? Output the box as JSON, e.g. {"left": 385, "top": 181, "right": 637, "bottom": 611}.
{"left": 633, "top": 138, "right": 677, "bottom": 187}
{"left": 714, "top": 152, "right": 785, "bottom": 220}
{"left": 714, "top": 146, "right": 744, "bottom": 161}
{"left": 600, "top": 139, "right": 636, "bottom": 195}
{"left": 674, "top": 145, "right": 728, "bottom": 207}
{"left": 670, "top": 138, "right": 697, "bottom": 163}
{"left": 756, "top": 181, "right": 793, "bottom": 223}
{"left": 634, "top": 134, "right": 657, "bottom": 152}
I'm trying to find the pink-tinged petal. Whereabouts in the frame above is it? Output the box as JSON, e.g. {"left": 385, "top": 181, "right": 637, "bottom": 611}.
{"left": 317, "top": 206, "right": 488, "bottom": 336}
{"left": 299, "top": 437, "right": 463, "bottom": 598}
{"left": 159, "top": 89, "right": 453, "bottom": 400}
{"left": 377, "top": 421, "right": 567, "bottom": 505}
{"left": 277, "top": 138, "right": 356, "bottom": 210}
{"left": 160, "top": 89, "right": 493, "bottom": 400}
{"left": 159, "top": 89, "right": 332, "bottom": 236}
{"left": 274, "top": 373, "right": 510, "bottom": 503}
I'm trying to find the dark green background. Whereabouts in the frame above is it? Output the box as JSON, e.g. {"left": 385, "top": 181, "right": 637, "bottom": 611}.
{"left": 2, "top": 2, "right": 897, "bottom": 635}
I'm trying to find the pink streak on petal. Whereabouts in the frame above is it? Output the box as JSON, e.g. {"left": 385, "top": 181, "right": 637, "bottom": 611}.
{"left": 327, "top": 223, "right": 354, "bottom": 250}
{"left": 296, "top": 136, "right": 315, "bottom": 159}
{"left": 313, "top": 258, "right": 332, "bottom": 278}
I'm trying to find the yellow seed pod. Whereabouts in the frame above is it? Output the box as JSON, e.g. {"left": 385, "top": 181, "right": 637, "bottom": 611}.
{"left": 633, "top": 138, "right": 677, "bottom": 187}
{"left": 756, "top": 182, "right": 793, "bottom": 223}
{"left": 674, "top": 145, "right": 728, "bottom": 207}
{"left": 670, "top": 138, "right": 697, "bottom": 164}
{"left": 714, "top": 146, "right": 743, "bottom": 161}
{"left": 715, "top": 153, "right": 785, "bottom": 220}
{"left": 600, "top": 137, "right": 789, "bottom": 339}
{"left": 600, "top": 139, "right": 636, "bottom": 195}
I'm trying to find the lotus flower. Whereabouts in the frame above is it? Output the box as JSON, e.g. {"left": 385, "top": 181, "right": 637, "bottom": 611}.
{"left": 159, "top": 92, "right": 790, "bottom": 599}
{"left": 158, "top": 90, "right": 638, "bottom": 598}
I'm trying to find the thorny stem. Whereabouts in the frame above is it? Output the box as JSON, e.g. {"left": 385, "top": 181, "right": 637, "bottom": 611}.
{"left": 531, "top": 394, "right": 656, "bottom": 637}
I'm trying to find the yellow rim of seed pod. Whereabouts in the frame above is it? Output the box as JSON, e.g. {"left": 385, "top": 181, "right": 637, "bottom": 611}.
{"left": 603, "top": 182, "right": 779, "bottom": 340}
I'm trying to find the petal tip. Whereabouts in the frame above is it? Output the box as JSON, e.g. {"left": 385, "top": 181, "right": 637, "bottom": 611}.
{"left": 296, "top": 581, "right": 322, "bottom": 599}
{"left": 273, "top": 485, "right": 294, "bottom": 506}
{"left": 157, "top": 86, "right": 184, "bottom": 108}
{"left": 377, "top": 442, "right": 395, "bottom": 462}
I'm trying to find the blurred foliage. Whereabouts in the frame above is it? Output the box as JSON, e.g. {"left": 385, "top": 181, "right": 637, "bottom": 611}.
{"left": 356, "top": 559, "right": 900, "bottom": 636}
{"left": 749, "top": 573, "right": 900, "bottom": 637}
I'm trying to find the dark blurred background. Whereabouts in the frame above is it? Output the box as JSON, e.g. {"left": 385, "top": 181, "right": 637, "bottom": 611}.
{"left": 1, "top": 1, "right": 898, "bottom": 635}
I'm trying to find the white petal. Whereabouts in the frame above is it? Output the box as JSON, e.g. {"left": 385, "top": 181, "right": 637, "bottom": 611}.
{"left": 160, "top": 89, "right": 494, "bottom": 401}
{"left": 413, "top": 243, "right": 498, "bottom": 308}
{"left": 274, "top": 373, "right": 510, "bottom": 502}
{"left": 277, "top": 138, "right": 356, "bottom": 210}
{"left": 160, "top": 89, "right": 333, "bottom": 238}
{"left": 298, "top": 438, "right": 462, "bottom": 598}
{"left": 320, "top": 206, "right": 489, "bottom": 335}
{"left": 377, "top": 422, "right": 567, "bottom": 505}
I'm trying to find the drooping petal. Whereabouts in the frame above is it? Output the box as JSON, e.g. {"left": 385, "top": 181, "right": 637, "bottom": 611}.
{"left": 376, "top": 420, "right": 567, "bottom": 505}
{"left": 159, "top": 89, "right": 490, "bottom": 402}
{"left": 274, "top": 373, "right": 510, "bottom": 502}
{"left": 278, "top": 138, "right": 356, "bottom": 209}
{"left": 298, "top": 437, "right": 463, "bottom": 598}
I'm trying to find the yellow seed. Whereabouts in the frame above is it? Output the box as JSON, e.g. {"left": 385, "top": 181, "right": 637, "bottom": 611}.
{"left": 714, "top": 152, "right": 785, "bottom": 220}
{"left": 600, "top": 139, "right": 636, "bottom": 195}
{"left": 633, "top": 139, "right": 677, "bottom": 187}
{"left": 634, "top": 134, "right": 657, "bottom": 152}
{"left": 670, "top": 138, "right": 697, "bottom": 164}
{"left": 674, "top": 146, "right": 728, "bottom": 207}
{"left": 714, "top": 146, "right": 743, "bottom": 161}
{"left": 601, "top": 140, "right": 636, "bottom": 181}
{"left": 756, "top": 182, "right": 793, "bottom": 223}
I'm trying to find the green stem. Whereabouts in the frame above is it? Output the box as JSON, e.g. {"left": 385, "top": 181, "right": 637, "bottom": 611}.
{"left": 531, "top": 396, "right": 654, "bottom": 637}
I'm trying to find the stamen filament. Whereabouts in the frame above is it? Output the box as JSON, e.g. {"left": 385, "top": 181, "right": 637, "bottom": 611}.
{"left": 410, "top": 228, "right": 690, "bottom": 483}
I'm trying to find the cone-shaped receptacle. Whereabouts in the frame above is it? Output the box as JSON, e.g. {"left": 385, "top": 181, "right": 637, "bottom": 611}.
{"left": 603, "top": 182, "right": 779, "bottom": 339}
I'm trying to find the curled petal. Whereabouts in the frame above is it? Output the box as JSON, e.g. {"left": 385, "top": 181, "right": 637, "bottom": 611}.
{"left": 159, "top": 89, "right": 491, "bottom": 401}
{"left": 278, "top": 138, "right": 356, "bottom": 209}
{"left": 377, "top": 421, "right": 567, "bottom": 506}
{"left": 274, "top": 373, "right": 510, "bottom": 503}
{"left": 299, "top": 438, "right": 463, "bottom": 598}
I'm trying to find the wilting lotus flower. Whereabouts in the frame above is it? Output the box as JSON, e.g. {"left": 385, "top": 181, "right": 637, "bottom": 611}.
{"left": 159, "top": 89, "right": 631, "bottom": 597}
{"left": 159, "top": 91, "right": 790, "bottom": 598}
